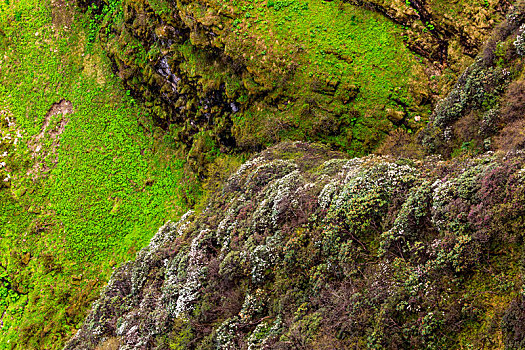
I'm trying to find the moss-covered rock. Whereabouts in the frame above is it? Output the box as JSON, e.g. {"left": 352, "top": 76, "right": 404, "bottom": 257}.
{"left": 79, "top": 0, "right": 510, "bottom": 169}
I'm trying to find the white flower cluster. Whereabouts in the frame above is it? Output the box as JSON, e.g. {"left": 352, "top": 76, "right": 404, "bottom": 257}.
{"left": 0, "top": 111, "right": 22, "bottom": 183}
{"left": 217, "top": 195, "right": 245, "bottom": 250}
{"left": 239, "top": 289, "right": 266, "bottom": 321}
{"left": 431, "top": 162, "right": 492, "bottom": 232}
{"left": 328, "top": 161, "right": 417, "bottom": 215}
{"left": 147, "top": 210, "right": 195, "bottom": 252}
{"left": 215, "top": 317, "right": 239, "bottom": 350}
{"left": 318, "top": 158, "right": 359, "bottom": 178}
{"left": 172, "top": 230, "right": 208, "bottom": 318}
{"left": 129, "top": 222, "right": 175, "bottom": 296}
{"left": 161, "top": 245, "right": 190, "bottom": 316}
{"left": 370, "top": 162, "right": 416, "bottom": 190}
{"left": 244, "top": 159, "right": 298, "bottom": 189}
{"left": 318, "top": 181, "right": 339, "bottom": 210}
{"left": 379, "top": 181, "right": 433, "bottom": 256}
{"left": 516, "top": 166, "right": 525, "bottom": 183}
{"left": 115, "top": 312, "right": 150, "bottom": 349}
{"left": 252, "top": 170, "right": 302, "bottom": 233}
{"left": 341, "top": 158, "right": 367, "bottom": 185}
{"left": 216, "top": 305, "right": 281, "bottom": 350}
{"left": 430, "top": 178, "right": 454, "bottom": 232}
{"left": 130, "top": 213, "right": 196, "bottom": 297}
{"left": 514, "top": 24, "right": 525, "bottom": 56}
{"left": 226, "top": 155, "right": 265, "bottom": 189}
{"left": 316, "top": 158, "right": 365, "bottom": 209}
{"left": 250, "top": 235, "right": 280, "bottom": 284}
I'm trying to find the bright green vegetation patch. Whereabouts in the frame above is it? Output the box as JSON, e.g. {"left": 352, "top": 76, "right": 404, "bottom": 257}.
{"left": 98, "top": 0, "right": 432, "bottom": 166}
{"left": 218, "top": 0, "right": 431, "bottom": 153}
{"left": 48, "top": 94, "right": 187, "bottom": 260}
{"left": 0, "top": 0, "right": 197, "bottom": 348}
{"left": 266, "top": 0, "right": 414, "bottom": 101}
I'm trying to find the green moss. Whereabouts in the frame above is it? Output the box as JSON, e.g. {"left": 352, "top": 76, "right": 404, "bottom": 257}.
{"left": 221, "top": 0, "right": 429, "bottom": 153}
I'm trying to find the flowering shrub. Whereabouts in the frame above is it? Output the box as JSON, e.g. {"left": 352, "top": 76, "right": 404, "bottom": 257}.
{"left": 246, "top": 316, "right": 282, "bottom": 350}
{"left": 514, "top": 24, "right": 525, "bottom": 55}
{"left": 65, "top": 142, "right": 525, "bottom": 349}
{"left": 215, "top": 317, "right": 239, "bottom": 349}
{"left": 431, "top": 62, "right": 510, "bottom": 129}
{"left": 421, "top": 9, "right": 525, "bottom": 156}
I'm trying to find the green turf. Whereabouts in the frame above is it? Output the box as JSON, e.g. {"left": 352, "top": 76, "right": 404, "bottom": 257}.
{"left": 207, "top": 0, "right": 431, "bottom": 153}
{"left": 0, "top": 0, "right": 198, "bottom": 347}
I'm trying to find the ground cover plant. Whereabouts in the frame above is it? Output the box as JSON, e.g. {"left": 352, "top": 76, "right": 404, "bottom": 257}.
{"left": 0, "top": 0, "right": 202, "bottom": 347}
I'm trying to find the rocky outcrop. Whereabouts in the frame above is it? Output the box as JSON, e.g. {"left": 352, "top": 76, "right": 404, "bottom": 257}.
{"left": 346, "top": 0, "right": 511, "bottom": 63}
{"left": 79, "top": 0, "right": 511, "bottom": 173}
{"left": 65, "top": 142, "right": 525, "bottom": 349}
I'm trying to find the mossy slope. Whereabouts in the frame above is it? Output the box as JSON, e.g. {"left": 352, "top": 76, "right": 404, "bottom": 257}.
{"left": 81, "top": 0, "right": 508, "bottom": 175}
{"left": 0, "top": 1, "right": 198, "bottom": 348}
{"left": 0, "top": 0, "right": 521, "bottom": 348}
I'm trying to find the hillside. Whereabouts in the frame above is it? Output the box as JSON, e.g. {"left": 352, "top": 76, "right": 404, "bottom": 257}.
{"left": 0, "top": 1, "right": 198, "bottom": 348}
{"left": 1, "top": 0, "right": 525, "bottom": 349}
{"left": 66, "top": 142, "right": 525, "bottom": 349}
{"left": 78, "top": 0, "right": 511, "bottom": 170}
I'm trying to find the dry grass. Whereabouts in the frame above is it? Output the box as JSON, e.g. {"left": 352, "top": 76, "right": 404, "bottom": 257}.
{"left": 375, "top": 128, "right": 424, "bottom": 159}
{"left": 95, "top": 337, "right": 121, "bottom": 350}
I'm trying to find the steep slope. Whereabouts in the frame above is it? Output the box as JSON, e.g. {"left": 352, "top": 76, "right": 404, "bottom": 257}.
{"left": 66, "top": 142, "right": 525, "bottom": 349}
{"left": 1, "top": 0, "right": 523, "bottom": 349}
{"left": 61, "top": 3, "right": 525, "bottom": 349}
{"left": 421, "top": 1, "right": 525, "bottom": 157}
{"left": 79, "top": 0, "right": 510, "bottom": 174}
{"left": 0, "top": 1, "right": 199, "bottom": 348}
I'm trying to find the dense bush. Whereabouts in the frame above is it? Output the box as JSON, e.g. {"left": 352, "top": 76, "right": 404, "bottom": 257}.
{"left": 422, "top": 2, "right": 525, "bottom": 157}
{"left": 502, "top": 296, "right": 525, "bottom": 349}
{"left": 65, "top": 142, "right": 525, "bottom": 350}
{"left": 493, "top": 79, "right": 525, "bottom": 151}
{"left": 500, "top": 79, "right": 525, "bottom": 124}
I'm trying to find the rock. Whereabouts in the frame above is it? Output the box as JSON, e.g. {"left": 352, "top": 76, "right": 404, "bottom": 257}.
{"left": 336, "top": 83, "right": 359, "bottom": 104}
{"left": 386, "top": 108, "right": 406, "bottom": 124}
{"left": 154, "top": 25, "right": 176, "bottom": 40}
